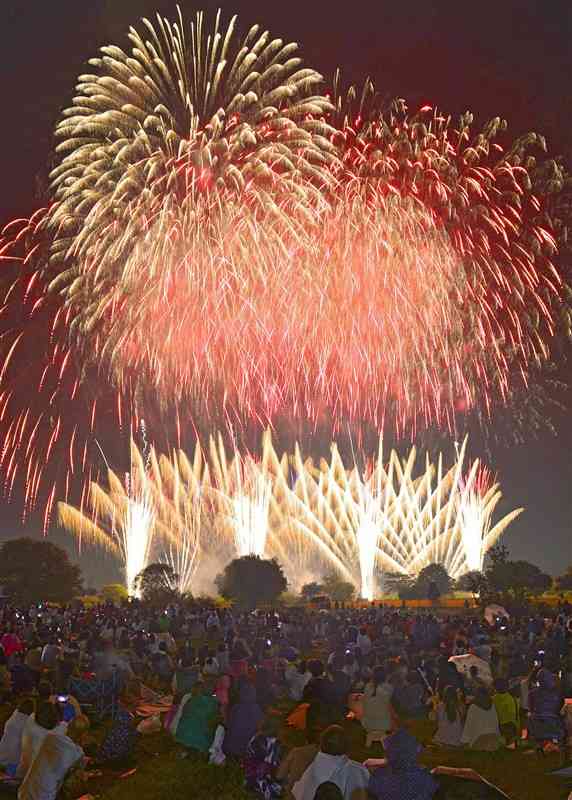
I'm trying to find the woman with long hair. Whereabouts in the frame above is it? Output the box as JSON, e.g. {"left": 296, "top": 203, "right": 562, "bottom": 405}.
{"left": 361, "top": 667, "right": 393, "bottom": 737}
{"left": 432, "top": 685, "right": 464, "bottom": 747}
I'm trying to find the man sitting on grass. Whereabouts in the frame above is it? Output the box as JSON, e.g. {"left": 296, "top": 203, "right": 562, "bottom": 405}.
{"left": 18, "top": 715, "right": 88, "bottom": 800}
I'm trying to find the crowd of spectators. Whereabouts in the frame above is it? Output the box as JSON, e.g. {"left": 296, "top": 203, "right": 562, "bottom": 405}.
{"left": 0, "top": 596, "right": 569, "bottom": 799}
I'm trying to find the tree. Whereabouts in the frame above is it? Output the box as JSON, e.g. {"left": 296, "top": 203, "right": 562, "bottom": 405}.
{"left": 487, "top": 558, "right": 552, "bottom": 602}
{"left": 300, "top": 582, "right": 324, "bottom": 600}
{"left": 415, "top": 564, "right": 453, "bottom": 600}
{"left": 322, "top": 572, "right": 355, "bottom": 603}
{"left": 382, "top": 572, "right": 417, "bottom": 599}
{"left": 456, "top": 570, "right": 485, "bottom": 593}
{"left": 0, "top": 538, "right": 83, "bottom": 605}
{"left": 456, "top": 570, "right": 489, "bottom": 602}
{"left": 100, "top": 584, "right": 129, "bottom": 604}
{"left": 133, "top": 563, "right": 178, "bottom": 606}
{"left": 557, "top": 568, "right": 572, "bottom": 592}
{"left": 217, "top": 556, "right": 287, "bottom": 609}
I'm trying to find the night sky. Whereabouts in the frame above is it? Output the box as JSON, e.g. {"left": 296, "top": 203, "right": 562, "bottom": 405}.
{"left": 1, "top": 0, "right": 571, "bottom": 584}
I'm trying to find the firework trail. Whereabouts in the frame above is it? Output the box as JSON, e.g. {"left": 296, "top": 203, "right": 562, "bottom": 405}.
{"left": 284, "top": 437, "right": 523, "bottom": 593}
{"left": 59, "top": 433, "right": 522, "bottom": 597}
{"left": 58, "top": 441, "right": 157, "bottom": 595}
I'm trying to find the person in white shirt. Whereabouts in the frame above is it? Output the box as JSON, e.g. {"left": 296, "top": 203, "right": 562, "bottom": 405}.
{"left": 293, "top": 725, "right": 369, "bottom": 800}
{"left": 0, "top": 700, "right": 34, "bottom": 773}
{"left": 285, "top": 660, "right": 312, "bottom": 702}
{"left": 16, "top": 704, "right": 66, "bottom": 781}
{"left": 461, "top": 688, "right": 502, "bottom": 751}
{"left": 18, "top": 716, "right": 88, "bottom": 800}
{"left": 361, "top": 667, "right": 393, "bottom": 736}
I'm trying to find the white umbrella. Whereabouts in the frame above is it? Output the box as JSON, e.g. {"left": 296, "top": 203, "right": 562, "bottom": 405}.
{"left": 449, "top": 653, "right": 493, "bottom": 686}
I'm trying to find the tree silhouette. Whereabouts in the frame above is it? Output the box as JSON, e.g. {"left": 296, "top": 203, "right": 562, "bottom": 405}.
{"left": 0, "top": 538, "right": 83, "bottom": 604}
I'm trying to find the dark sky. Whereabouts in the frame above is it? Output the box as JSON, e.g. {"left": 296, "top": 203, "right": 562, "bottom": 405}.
{"left": 1, "top": 0, "right": 571, "bottom": 583}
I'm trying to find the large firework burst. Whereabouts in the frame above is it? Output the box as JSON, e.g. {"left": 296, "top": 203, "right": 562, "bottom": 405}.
{"left": 330, "top": 73, "right": 571, "bottom": 420}
{"left": 0, "top": 8, "right": 570, "bottom": 517}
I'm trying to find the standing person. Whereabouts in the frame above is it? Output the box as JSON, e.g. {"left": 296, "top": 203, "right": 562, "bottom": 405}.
{"left": 1, "top": 629, "right": 23, "bottom": 662}
{"left": 285, "top": 660, "right": 312, "bottom": 702}
{"left": 172, "top": 654, "right": 200, "bottom": 695}
{"left": 432, "top": 686, "right": 464, "bottom": 747}
{"left": 356, "top": 629, "right": 372, "bottom": 658}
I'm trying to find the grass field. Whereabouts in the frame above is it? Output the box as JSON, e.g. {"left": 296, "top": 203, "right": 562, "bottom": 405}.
{"left": 75, "top": 702, "right": 569, "bottom": 800}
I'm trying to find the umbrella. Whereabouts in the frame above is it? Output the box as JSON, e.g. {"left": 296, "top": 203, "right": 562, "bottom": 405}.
{"left": 449, "top": 654, "right": 493, "bottom": 686}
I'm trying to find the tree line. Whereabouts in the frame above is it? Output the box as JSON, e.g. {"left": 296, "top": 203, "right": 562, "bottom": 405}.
{"left": 0, "top": 537, "right": 562, "bottom": 611}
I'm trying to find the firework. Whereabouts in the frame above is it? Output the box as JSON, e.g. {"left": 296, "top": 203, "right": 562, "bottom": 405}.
{"left": 45, "top": 7, "right": 335, "bottom": 370}
{"left": 154, "top": 447, "right": 206, "bottom": 595}
{"left": 284, "top": 437, "right": 523, "bottom": 595}
{"left": 330, "top": 75, "right": 569, "bottom": 421}
{"left": 58, "top": 441, "right": 157, "bottom": 596}
{"left": 60, "top": 433, "right": 521, "bottom": 599}
{"left": 208, "top": 432, "right": 294, "bottom": 563}
{"left": 0, "top": 9, "right": 570, "bottom": 520}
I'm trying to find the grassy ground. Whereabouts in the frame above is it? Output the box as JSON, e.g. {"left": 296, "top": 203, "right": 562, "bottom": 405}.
{"left": 73, "top": 701, "right": 569, "bottom": 800}
{"left": 1, "top": 639, "right": 570, "bottom": 800}
{"left": 0, "top": 694, "right": 568, "bottom": 799}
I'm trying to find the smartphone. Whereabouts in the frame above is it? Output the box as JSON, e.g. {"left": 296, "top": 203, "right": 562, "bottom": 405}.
{"left": 57, "top": 695, "right": 69, "bottom": 703}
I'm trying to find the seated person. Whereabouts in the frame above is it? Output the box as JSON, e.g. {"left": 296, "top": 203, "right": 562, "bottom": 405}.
{"left": 461, "top": 688, "right": 503, "bottom": 751}
{"left": 202, "top": 652, "right": 220, "bottom": 676}
{"left": 174, "top": 680, "right": 219, "bottom": 754}
{"left": 277, "top": 728, "right": 319, "bottom": 796}
{"left": 392, "top": 671, "right": 427, "bottom": 719}
{"left": 224, "top": 682, "right": 263, "bottom": 758}
{"left": 314, "top": 782, "right": 343, "bottom": 800}
{"left": 464, "top": 665, "right": 486, "bottom": 699}
{"left": 37, "top": 681, "right": 80, "bottom": 725}
{"left": 361, "top": 667, "right": 393, "bottom": 737}
{"left": 95, "top": 709, "right": 137, "bottom": 765}
{"left": 216, "top": 644, "right": 229, "bottom": 675}
{"left": 368, "top": 727, "right": 438, "bottom": 800}
{"left": 285, "top": 659, "right": 312, "bottom": 702}
{"left": 18, "top": 716, "right": 88, "bottom": 800}
{"left": 172, "top": 654, "right": 200, "bottom": 695}
{"left": 0, "top": 699, "right": 35, "bottom": 776}
{"left": 10, "top": 655, "right": 36, "bottom": 695}
{"left": 16, "top": 703, "right": 65, "bottom": 781}
{"left": 293, "top": 725, "right": 369, "bottom": 800}
{"left": 243, "top": 720, "right": 282, "bottom": 800}
{"left": 432, "top": 686, "right": 464, "bottom": 747}
{"left": 492, "top": 678, "right": 519, "bottom": 747}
